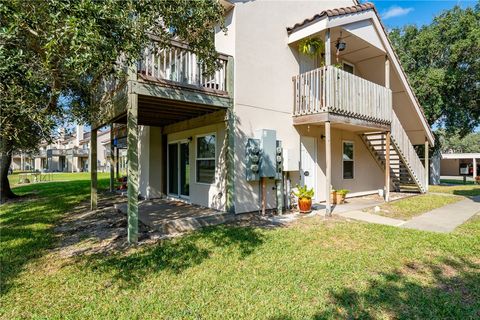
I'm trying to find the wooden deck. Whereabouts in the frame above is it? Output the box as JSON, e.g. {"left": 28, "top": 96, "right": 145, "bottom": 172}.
{"left": 94, "top": 39, "right": 233, "bottom": 129}
{"left": 292, "top": 66, "right": 392, "bottom": 129}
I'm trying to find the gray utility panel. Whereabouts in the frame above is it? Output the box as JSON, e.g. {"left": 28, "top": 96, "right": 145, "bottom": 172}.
{"left": 256, "top": 129, "right": 277, "bottom": 178}
{"left": 246, "top": 129, "right": 284, "bottom": 181}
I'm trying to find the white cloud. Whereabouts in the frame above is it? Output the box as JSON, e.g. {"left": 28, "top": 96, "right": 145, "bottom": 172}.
{"left": 382, "top": 6, "right": 414, "bottom": 20}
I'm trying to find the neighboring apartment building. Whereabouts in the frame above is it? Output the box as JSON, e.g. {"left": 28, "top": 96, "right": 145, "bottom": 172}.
{"left": 440, "top": 153, "right": 479, "bottom": 177}
{"left": 11, "top": 125, "right": 113, "bottom": 173}
{"left": 93, "top": 1, "right": 434, "bottom": 241}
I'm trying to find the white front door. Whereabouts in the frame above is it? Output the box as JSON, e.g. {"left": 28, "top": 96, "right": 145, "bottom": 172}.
{"left": 300, "top": 137, "right": 317, "bottom": 200}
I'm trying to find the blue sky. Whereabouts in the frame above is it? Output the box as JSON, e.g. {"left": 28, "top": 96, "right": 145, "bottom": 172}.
{"left": 364, "top": 0, "right": 477, "bottom": 28}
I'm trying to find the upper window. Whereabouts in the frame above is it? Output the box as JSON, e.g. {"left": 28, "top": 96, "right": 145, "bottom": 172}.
{"left": 343, "top": 141, "right": 354, "bottom": 179}
{"left": 196, "top": 134, "right": 216, "bottom": 184}
{"left": 343, "top": 62, "right": 354, "bottom": 74}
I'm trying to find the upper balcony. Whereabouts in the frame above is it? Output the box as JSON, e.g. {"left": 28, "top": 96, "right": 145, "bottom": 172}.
{"left": 287, "top": 4, "right": 397, "bottom": 132}
{"left": 95, "top": 39, "right": 233, "bottom": 130}
{"left": 293, "top": 65, "right": 392, "bottom": 129}
{"left": 138, "top": 39, "right": 229, "bottom": 96}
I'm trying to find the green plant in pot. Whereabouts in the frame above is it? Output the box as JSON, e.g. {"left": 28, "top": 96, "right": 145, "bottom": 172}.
{"left": 293, "top": 185, "right": 315, "bottom": 213}
{"left": 298, "top": 37, "right": 324, "bottom": 57}
{"left": 336, "top": 189, "right": 350, "bottom": 204}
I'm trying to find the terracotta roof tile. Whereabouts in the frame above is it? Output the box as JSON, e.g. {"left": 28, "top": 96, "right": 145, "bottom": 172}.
{"left": 287, "top": 2, "right": 375, "bottom": 33}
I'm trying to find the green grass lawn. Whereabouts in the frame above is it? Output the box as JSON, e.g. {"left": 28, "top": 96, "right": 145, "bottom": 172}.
{"left": 430, "top": 184, "right": 480, "bottom": 197}
{"left": 1, "top": 174, "right": 479, "bottom": 319}
{"left": 440, "top": 178, "right": 476, "bottom": 185}
{"left": 367, "top": 193, "right": 463, "bottom": 220}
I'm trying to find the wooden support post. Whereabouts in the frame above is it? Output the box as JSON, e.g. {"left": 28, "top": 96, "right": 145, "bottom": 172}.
{"left": 385, "top": 131, "right": 391, "bottom": 202}
{"left": 385, "top": 56, "right": 390, "bottom": 89}
{"left": 325, "top": 121, "right": 332, "bottom": 216}
{"left": 226, "top": 109, "right": 235, "bottom": 214}
{"left": 225, "top": 56, "right": 235, "bottom": 214}
{"left": 325, "top": 28, "right": 331, "bottom": 66}
{"left": 276, "top": 177, "right": 284, "bottom": 215}
{"left": 109, "top": 124, "right": 115, "bottom": 192}
{"left": 473, "top": 158, "right": 477, "bottom": 179}
{"left": 424, "top": 139, "right": 429, "bottom": 192}
{"left": 90, "top": 128, "right": 98, "bottom": 210}
{"left": 261, "top": 177, "right": 266, "bottom": 215}
{"left": 127, "top": 91, "right": 139, "bottom": 244}
{"left": 115, "top": 147, "right": 120, "bottom": 178}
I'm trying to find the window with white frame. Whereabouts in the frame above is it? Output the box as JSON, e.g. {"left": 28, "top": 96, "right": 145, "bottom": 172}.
{"left": 343, "top": 141, "right": 354, "bottom": 179}
{"left": 196, "top": 134, "right": 216, "bottom": 183}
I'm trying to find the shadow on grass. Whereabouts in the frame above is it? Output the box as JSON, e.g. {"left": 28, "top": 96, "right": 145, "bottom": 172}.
{"left": 452, "top": 189, "right": 480, "bottom": 198}
{"left": 0, "top": 178, "right": 109, "bottom": 296}
{"left": 84, "top": 225, "right": 265, "bottom": 288}
{"left": 271, "top": 256, "right": 480, "bottom": 319}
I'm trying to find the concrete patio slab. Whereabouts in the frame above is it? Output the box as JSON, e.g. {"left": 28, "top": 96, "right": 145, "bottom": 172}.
{"left": 115, "top": 199, "right": 235, "bottom": 234}
{"left": 401, "top": 195, "right": 480, "bottom": 233}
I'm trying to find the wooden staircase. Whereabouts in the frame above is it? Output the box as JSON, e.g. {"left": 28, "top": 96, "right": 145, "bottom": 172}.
{"left": 361, "top": 110, "right": 427, "bottom": 193}
{"left": 361, "top": 132, "right": 422, "bottom": 192}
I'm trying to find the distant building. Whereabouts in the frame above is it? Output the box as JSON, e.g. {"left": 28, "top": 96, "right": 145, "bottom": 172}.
{"left": 11, "top": 125, "right": 115, "bottom": 173}
{"left": 440, "top": 153, "right": 479, "bottom": 177}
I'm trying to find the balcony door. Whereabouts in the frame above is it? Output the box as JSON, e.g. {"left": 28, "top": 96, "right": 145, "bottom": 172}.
{"left": 168, "top": 141, "right": 190, "bottom": 198}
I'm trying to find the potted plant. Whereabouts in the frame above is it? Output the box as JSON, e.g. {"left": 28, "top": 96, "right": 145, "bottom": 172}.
{"left": 298, "top": 38, "right": 324, "bottom": 57}
{"left": 331, "top": 188, "right": 337, "bottom": 204}
{"left": 336, "top": 189, "right": 350, "bottom": 204}
{"left": 293, "top": 185, "right": 315, "bottom": 213}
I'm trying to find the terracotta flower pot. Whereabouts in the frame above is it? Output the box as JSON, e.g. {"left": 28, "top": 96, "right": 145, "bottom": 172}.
{"left": 336, "top": 194, "right": 345, "bottom": 204}
{"left": 298, "top": 197, "right": 312, "bottom": 213}
{"left": 331, "top": 191, "right": 337, "bottom": 204}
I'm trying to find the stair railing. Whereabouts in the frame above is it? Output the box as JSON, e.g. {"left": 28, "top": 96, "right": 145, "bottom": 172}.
{"left": 390, "top": 110, "right": 426, "bottom": 193}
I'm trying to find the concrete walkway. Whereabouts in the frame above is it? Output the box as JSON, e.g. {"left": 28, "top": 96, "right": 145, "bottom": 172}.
{"left": 401, "top": 195, "right": 480, "bottom": 233}
{"left": 338, "top": 210, "right": 405, "bottom": 227}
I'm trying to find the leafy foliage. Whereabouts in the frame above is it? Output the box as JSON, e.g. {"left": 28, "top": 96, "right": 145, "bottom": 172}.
{"left": 298, "top": 38, "right": 324, "bottom": 57}
{"left": 336, "top": 189, "right": 350, "bottom": 196}
{"left": 293, "top": 184, "right": 315, "bottom": 199}
{"left": 437, "top": 130, "right": 480, "bottom": 153}
{"left": 0, "top": 0, "right": 225, "bottom": 201}
{"left": 389, "top": 4, "right": 480, "bottom": 136}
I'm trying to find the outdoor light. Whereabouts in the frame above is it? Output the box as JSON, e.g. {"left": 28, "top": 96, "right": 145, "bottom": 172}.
{"left": 336, "top": 31, "right": 346, "bottom": 52}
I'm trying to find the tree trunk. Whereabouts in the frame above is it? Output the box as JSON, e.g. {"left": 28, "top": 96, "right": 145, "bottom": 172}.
{"left": 0, "top": 140, "right": 17, "bottom": 203}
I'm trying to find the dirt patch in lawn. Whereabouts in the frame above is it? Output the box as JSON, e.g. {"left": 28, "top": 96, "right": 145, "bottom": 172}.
{"left": 52, "top": 194, "right": 335, "bottom": 260}
{"left": 52, "top": 193, "right": 159, "bottom": 259}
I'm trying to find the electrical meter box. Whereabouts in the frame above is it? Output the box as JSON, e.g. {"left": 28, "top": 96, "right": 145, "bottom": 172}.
{"left": 275, "top": 140, "right": 283, "bottom": 180}
{"left": 245, "top": 138, "right": 261, "bottom": 181}
{"left": 255, "top": 129, "right": 277, "bottom": 178}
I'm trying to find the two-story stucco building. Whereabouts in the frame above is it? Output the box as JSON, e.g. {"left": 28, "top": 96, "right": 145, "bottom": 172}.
{"left": 92, "top": 1, "right": 434, "bottom": 243}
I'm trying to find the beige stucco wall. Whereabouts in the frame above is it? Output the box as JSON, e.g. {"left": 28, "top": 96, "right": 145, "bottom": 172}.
{"left": 215, "top": 0, "right": 357, "bottom": 213}
{"left": 296, "top": 125, "right": 384, "bottom": 202}
{"left": 138, "top": 126, "right": 163, "bottom": 199}
{"left": 440, "top": 159, "right": 460, "bottom": 176}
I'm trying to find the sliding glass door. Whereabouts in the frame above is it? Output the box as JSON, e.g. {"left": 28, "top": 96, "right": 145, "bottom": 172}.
{"left": 168, "top": 141, "right": 190, "bottom": 198}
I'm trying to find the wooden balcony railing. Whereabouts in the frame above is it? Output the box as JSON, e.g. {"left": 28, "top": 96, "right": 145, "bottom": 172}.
{"left": 293, "top": 66, "right": 392, "bottom": 124}
{"left": 138, "top": 40, "right": 229, "bottom": 93}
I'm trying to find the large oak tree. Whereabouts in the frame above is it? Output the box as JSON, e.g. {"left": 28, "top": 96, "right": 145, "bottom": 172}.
{"left": 389, "top": 3, "right": 480, "bottom": 138}
{"left": 0, "top": 0, "right": 226, "bottom": 202}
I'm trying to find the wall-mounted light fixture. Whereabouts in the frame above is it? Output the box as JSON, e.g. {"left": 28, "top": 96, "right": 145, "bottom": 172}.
{"left": 336, "top": 31, "right": 346, "bottom": 52}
